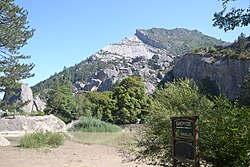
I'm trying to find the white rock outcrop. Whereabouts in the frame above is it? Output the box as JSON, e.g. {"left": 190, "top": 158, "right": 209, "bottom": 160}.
{"left": 2, "top": 83, "right": 46, "bottom": 113}
{"left": 0, "top": 134, "right": 10, "bottom": 146}
{"left": 0, "top": 115, "right": 66, "bottom": 137}
{"left": 93, "top": 35, "right": 170, "bottom": 62}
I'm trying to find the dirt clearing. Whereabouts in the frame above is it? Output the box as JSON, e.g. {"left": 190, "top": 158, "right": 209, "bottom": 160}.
{"left": 0, "top": 138, "right": 153, "bottom": 167}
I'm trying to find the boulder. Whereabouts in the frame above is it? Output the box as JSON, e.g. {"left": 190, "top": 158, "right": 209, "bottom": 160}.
{"left": 98, "top": 77, "right": 117, "bottom": 92}
{"left": 33, "top": 95, "right": 46, "bottom": 112}
{"left": 145, "top": 82, "right": 156, "bottom": 95}
{"left": 3, "top": 83, "right": 33, "bottom": 113}
{"left": 0, "top": 134, "right": 10, "bottom": 146}
{"left": 0, "top": 115, "right": 66, "bottom": 137}
{"left": 2, "top": 83, "right": 46, "bottom": 113}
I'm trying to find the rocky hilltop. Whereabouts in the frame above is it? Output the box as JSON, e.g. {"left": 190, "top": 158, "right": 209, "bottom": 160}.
{"left": 32, "top": 28, "right": 224, "bottom": 98}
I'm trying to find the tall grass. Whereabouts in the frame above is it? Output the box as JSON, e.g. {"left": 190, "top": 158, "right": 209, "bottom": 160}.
{"left": 20, "top": 131, "right": 65, "bottom": 148}
{"left": 69, "top": 117, "right": 122, "bottom": 133}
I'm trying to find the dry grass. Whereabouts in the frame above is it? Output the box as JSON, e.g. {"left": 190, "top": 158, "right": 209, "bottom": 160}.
{"left": 65, "top": 131, "right": 133, "bottom": 148}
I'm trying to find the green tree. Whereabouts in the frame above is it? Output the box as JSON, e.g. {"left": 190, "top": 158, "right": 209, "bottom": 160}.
{"left": 213, "top": 0, "right": 250, "bottom": 31}
{"left": 74, "top": 93, "right": 93, "bottom": 118}
{"left": 234, "top": 32, "right": 248, "bottom": 52}
{"left": 0, "top": 0, "right": 35, "bottom": 114}
{"left": 86, "top": 91, "right": 116, "bottom": 122}
{"left": 112, "top": 76, "right": 147, "bottom": 124}
{"left": 44, "top": 83, "right": 77, "bottom": 123}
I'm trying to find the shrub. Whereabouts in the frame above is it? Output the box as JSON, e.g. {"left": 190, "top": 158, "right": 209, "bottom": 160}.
{"left": 199, "top": 97, "right": 250, "bottom": 166}
{"left": 126, "top": 79, "right": 250, "bottom": 167}
{"left": 20, "top": 131, "right": 65, "bottom": 148}
{"left": 70, "top": 117, "right": 122, "bottom": 133}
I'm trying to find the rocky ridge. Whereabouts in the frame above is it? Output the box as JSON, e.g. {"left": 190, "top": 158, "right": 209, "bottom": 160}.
{"left": 79, "top": 34, "right": 174, "bottom": 93}
{"left": 32, "top": 28, "right": 224, "bottom": 97}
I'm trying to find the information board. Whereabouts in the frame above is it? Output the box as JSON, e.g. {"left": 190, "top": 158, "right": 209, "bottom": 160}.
{"left": 171, "top": 116, "right": 199, "bottom": 166}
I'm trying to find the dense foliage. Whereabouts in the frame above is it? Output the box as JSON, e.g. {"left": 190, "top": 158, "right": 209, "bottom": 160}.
{"left": 213, "top": 0, "right": 250, "bottom": 31}
{"left": 112, "top": 76, "right": 147, "bottom": 124}
{"left": 43, "top": 76, "right": 148, "bottom": 124}
{"left": 192, "top": 33, "right": 250, "bottom": 59}
{"left": 199, "top": 97, "right": 250, "bottom": 166}
{"left": 44, "top": 82, "right": 77, "bottom": 123}
{"left": 20, "top": 131, "right": 65, "bottom": 148}
{"left": 0, "top": 0, "right": 35, "bottom": 115}
{"left": 126, "top": 79, "right": 250, "bottom": 167}
{"left": 69, "top": 117, "right": 122, "bottom": 133}
{"left": 239, "top": 71, "right": 250, "bottom": 106}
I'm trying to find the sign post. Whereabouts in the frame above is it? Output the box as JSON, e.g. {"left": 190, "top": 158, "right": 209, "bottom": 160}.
{"left": 171, "top": 116, "right": 199, "bottom": 167}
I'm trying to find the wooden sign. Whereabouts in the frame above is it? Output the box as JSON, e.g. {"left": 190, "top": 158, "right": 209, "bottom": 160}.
{"left": 171, "top": 116, "right": 199, "bottom": 166}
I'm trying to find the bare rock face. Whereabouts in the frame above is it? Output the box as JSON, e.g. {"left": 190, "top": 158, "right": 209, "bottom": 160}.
{"left": 33, "top": 95, "right": 46, "bottom": 112}
{"left": 79, "top": 34, "right": 174, "bottom": 94}
{"left": 3, "top": 83, "right": 33, "bottom": 113}
{"left": 0, "top": 115, "right": 66, "bottom": 136}
{"left": 0, "top": 134, "right": 10, "bottom": 146}
{"left": 169, "top": 54, "right": 250, "bottom": 99}
{"left": 2, "top": 83, "right": 46, "bottom": 113}
{"left": 20, "top": 83, "right": 34, "bottom": 112}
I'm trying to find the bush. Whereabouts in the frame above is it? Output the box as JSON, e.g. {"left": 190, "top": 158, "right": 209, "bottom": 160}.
{"left": 69, "top": 117, "right": 122, "bottom": 133}
{"left": 20, "top": 131, "right": 65, "bottom": 148}
{"left": 199, "top": 97, "right": 250, "bottom": 166}
{"left": 127, "top": 79, "right": 250, "bottom": 166}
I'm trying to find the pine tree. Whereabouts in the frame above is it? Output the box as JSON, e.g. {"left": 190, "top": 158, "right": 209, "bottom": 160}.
{"left": 0, "top": 0, "right": 35, "bottom": 115}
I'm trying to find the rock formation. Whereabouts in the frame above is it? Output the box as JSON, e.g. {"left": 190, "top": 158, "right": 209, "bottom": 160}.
{"left": 0, "top": 134, "right": 10, "bottom": 146}
{"left": 167, "top": 54, "right": 250, "bottom": 99}
{"left": 32, "top": 28, "right": 224, "bottom": 96}
{"left": 77, "top": 35, "right": 175, "bottom": 94}
{"left": 0, "top": 115, "right": 66, "bottom": 136}
{"left": 2, "top": 83, "right": 46, "bottom": 113}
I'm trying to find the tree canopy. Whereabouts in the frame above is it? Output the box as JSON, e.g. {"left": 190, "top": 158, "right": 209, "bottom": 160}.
{"left": 213, "top": 0, "right": 250, "bottom": 31}
{"left": 0, "top": 0, "right": 35, "bottom": 113}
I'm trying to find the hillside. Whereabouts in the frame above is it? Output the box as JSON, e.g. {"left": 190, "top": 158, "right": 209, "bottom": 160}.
{"left": 32, "top": 28, "right": 224, "bottom": 99}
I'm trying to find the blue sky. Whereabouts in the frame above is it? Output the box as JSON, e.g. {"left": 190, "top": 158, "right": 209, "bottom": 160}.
{"left": 15, "top": 0, "right": 250, "bottom": 86}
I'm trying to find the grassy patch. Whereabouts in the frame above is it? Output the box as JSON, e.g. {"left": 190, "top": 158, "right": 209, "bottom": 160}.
{"left": 69, "top": 117, "right": 122, "bottom": 133}
{"left": 19, "top": 131, "right": 65, "bottom": 148}
{"left": 66, "top": 131, "right": 133, "bottom": 147}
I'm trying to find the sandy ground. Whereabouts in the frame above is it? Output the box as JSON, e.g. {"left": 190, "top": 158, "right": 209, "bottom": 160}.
{"left": 0, "top": 138, "right": 153, "bottom": 167}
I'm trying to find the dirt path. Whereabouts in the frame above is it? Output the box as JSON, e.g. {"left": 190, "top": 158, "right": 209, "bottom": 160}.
{"left": 0, "top": 138, "right": 153, "bottom": 167}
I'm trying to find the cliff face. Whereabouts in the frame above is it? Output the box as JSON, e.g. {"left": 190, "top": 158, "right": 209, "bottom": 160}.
{"left": 170, "top": 54, "right": 250, "bottom": 99}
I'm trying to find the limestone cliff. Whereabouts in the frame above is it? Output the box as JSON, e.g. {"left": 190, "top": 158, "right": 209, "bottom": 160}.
{"left": 168, "top": 54, "right": 250, "bottom": 99}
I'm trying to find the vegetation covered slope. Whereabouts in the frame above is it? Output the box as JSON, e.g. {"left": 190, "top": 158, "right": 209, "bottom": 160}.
{"left": 137, "top": 28, "right": 225, "bottom": 55}
{"left": 192, "top": 33, "right": 250, "bottom": 59}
